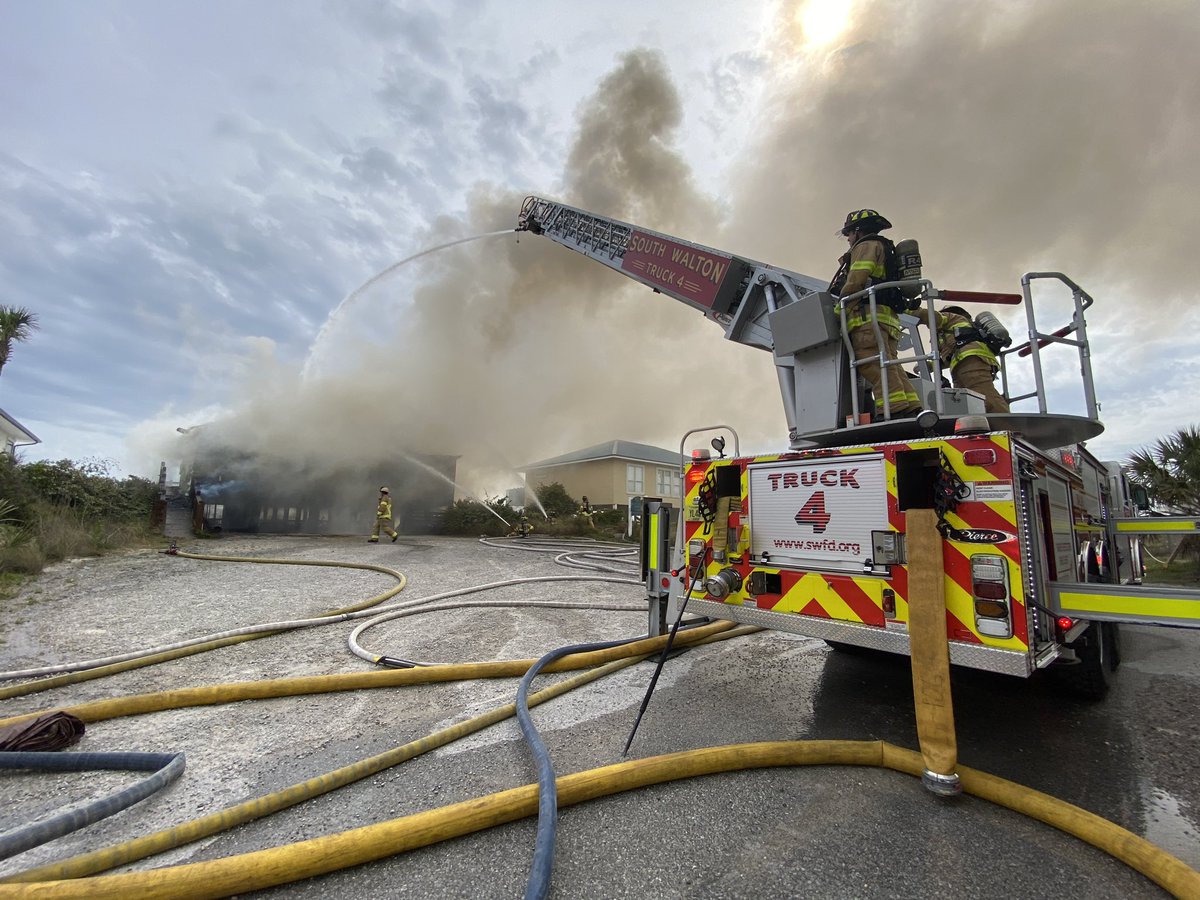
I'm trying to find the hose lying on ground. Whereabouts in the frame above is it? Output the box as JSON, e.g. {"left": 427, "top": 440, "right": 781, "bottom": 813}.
{"left": 2, "top": 544, "right": 1196, "bottom": 898}
{"left": 0, "top": 553, "right": 410, "bottom": 684}
{"left": 0, "top": 621, "right": 739, "bottom": 732}
{"left": 351, "top": 597, "right": 646, "bottom": 667}
{"left": 1, "top": 624, "right": 754, "bottom": 885}
{"left": 0, "top": 751, "right": 185, "bottom": 862}
{"left": 345, "top": 575, "right": 642, "bottom": 666}
{"left": 517, "top": 631, "right": 663, "bottom": 900}
{"left": 1, "top": 740, "right": 1197, "bottom": 900}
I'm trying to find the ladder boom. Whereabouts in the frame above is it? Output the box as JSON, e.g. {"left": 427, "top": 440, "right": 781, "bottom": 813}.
{"left": 516, "top": 195, "right": 1103, "bottom": 451}
{"left": 517, "top": 196, "right": 828, "bottom": 353}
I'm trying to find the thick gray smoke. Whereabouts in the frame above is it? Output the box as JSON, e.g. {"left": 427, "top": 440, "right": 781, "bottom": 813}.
{"left": 728, "top": 0, "right": 1200, "bottom": 302}
{"left": 720, "top": 0, "right": 1200, "bottom": 458}
{"left": 176, "top": 0, "right": 1200, "bottom": 493}
{"left": 184, "top": 49, "right": 768, "bottom": 497}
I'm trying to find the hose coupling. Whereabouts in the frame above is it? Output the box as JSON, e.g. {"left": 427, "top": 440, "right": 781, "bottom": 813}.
{"left": 704, "top": 567, "right": 743, "bottom": 599}
{"left": 921, "top": 769, "right": 963, "bottom": 797}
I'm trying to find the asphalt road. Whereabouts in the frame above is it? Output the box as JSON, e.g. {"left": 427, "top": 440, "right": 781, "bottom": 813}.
{"left": 1, "top": 535, "right": 1196, "bottom": 899}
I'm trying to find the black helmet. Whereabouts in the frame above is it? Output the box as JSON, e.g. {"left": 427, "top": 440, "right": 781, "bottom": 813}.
{"left": 941, "top": 305, "right": 971, "bottom": 318}
{"left": 839, "top": 209, "right": 893, "bottom": 236}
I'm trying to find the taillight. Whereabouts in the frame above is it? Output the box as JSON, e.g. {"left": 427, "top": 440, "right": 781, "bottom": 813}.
{"left": 974, "top": 581, "right": 1006, "bottom": 600}
{"left": 971, "top": 553, "right": 1012, "bottom": 638}
{"left": 962, "top": 448, "right": 997, "bottom": 467}
{"left": 974, "top": 598, "right": 1008, "bottom": 618}
{"left": 685, "top": 466, "right": 705, "bottom": 490}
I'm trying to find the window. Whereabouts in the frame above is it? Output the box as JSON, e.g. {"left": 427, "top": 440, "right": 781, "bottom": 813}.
{"left": 626, "top": 464, "right": 644, "bottom": 494}
{"left": 656, "top": 468, "right": 681, "bottom": 497}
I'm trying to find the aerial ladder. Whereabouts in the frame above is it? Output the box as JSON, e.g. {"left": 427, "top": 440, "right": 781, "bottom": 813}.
{"left": 516, "top": 196, "right": 1200, "bottom": 708}
{"left": 517, "top": 195, "right": 1103, "bottom": 449}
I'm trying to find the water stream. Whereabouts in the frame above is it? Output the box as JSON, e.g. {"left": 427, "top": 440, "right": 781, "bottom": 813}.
{"left": 397, "top": 450, "right": 511, "bottom": 528}
{"left": 523, "top": 483, "right": 550, "bottom": 519}
{"left": 301, "top": 229, "right": 516, "bottom": 381}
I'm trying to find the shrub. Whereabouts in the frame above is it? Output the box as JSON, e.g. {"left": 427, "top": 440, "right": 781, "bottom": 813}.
{"left": 0, "top": 455, "right": 39, "bottom": 523}
{"left": 21, "top": 458, "right": 157, "bottom": 522}
{"left": 439, "top": 498, "right": 513, "bottom": 536}
{"left": 0, "top": 458, "right": 162, "bottom": 583}
{"left": 532, "top": 482, "right": 578, "bottom": 519}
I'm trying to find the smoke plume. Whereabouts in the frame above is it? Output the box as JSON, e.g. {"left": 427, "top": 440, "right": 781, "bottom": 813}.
{"left": 721, "top": 0, "right": 1200, "bottom": 455}
{"left": 164, "top": 0, "right": 1200, "bottom": 494}
{"left": 175, "top": 49, "right": 767, "bottom": 497}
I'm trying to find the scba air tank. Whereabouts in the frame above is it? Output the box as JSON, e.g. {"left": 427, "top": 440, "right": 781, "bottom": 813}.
{"left": 974, "top": 310, "right": 1013, "bottom": 349}
{"left": 895, "top": 238, "right": 922, "bottom": 298}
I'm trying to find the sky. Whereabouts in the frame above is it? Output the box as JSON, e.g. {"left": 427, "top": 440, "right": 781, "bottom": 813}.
{"left": 1, "top": 0, "right": 1197, "bottom": 497}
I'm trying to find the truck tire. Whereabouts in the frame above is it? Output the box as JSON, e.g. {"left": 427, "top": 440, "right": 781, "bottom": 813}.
{"left": 823, "top": 640, "right": 876, "bottom": 657}
{"left": 1105, "top": 621, "right": 1122, "bottom": 672}
{"left": 1053, "top": 621, "right": 1112, "bottom": 700}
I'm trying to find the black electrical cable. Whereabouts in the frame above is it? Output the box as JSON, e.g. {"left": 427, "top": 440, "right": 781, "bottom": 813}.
{"left": 621, "top": 552, "right": 708, "bottom": 757}
{"left": 0, "top": 750, "right": 185, "bottom": 861}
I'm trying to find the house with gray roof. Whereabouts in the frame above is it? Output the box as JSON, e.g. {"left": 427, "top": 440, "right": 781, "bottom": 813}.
{"left": 519, "top": 439, "right": 683, "bottom": 510}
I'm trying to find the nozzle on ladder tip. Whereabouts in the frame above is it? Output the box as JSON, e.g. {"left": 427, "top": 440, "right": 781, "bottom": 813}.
{"left": 922, "top": 769, "right": 963, "bottom": 797}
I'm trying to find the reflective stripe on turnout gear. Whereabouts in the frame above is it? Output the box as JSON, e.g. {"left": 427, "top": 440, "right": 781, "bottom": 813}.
{"left": 936, "top": 311, "right": 998, "bottom": 370}
{"left": 834, "top": 235, "right": 900, "bottom": 330}
{"left": 843, "top": 301, "right": 900, "bottom": 331}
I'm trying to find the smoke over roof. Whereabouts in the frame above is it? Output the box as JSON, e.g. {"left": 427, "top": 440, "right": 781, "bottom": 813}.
{"left": 173, "top": 1, "right": 1200, "bottom": 491}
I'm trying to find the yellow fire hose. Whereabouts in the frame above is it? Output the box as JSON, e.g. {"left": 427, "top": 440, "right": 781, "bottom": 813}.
{"left": 1, "top": 549, "right": 1197, "bottom": 898}
{"left": 0, "top": 621, "right": 737, "bottom": 731}
{"left": 0, "top": 740, "right": 1196, "bottom": 899}
{"left": 0, "top": 551, "right": 408, "bottom": 703}
{"left": 907, "top": 507, "right": 960, "bottom": 794}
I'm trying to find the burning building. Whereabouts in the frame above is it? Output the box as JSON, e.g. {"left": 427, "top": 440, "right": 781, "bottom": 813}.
{"left": 181, "top": 441, "right": 458, "bottom": 536}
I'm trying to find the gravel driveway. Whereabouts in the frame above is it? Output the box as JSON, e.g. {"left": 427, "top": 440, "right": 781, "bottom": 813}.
{"left": 0, "top": 534, "right": 1193, "bottom": 899}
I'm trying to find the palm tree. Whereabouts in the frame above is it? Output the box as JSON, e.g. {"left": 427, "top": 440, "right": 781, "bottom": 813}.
{"left": 1128, "top": 426, "right": 1200, "bottom": 513}
{"left": 1127, "top": 425, "right": 1200, "bottom": 565}
{"left": 0, "top": 306, "right": 38, "bottom": 377}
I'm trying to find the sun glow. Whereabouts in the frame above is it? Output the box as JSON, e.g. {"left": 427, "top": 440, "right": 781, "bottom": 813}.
{"left": 795, "top": 0, "right": 854, "bottom": 48}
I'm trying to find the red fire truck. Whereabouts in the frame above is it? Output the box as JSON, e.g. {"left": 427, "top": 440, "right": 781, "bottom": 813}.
{"left": 517, "top": 197, "right": 1200, "bottom": 699}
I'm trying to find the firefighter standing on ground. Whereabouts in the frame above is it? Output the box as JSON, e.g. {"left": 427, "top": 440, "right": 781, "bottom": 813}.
{"left": 830, "top": 209, "right": 921, "bottom": 420}
{"left": 578, "top": 496, "right": 595, "bottom": 529}
{"left": 510, "top": 513, "right": 534, "bottom": 538}
{"left": 931, "top": 305, "right": 1011, "bottom": 414}
{"left": 368, "top": 486, "right": 399, "bottom": 543}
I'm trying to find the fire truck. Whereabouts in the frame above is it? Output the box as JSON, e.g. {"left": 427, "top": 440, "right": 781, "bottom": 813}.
{"left": 516, "top": 196, "right": 1200, "bottom": 699}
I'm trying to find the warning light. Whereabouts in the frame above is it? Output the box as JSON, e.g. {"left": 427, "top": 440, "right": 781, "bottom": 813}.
{"left": 1056, "top": 616, "right": 1074, "bottom": 632}
{"left": 686, "top": 467, "right": 706, "bottom": 489}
